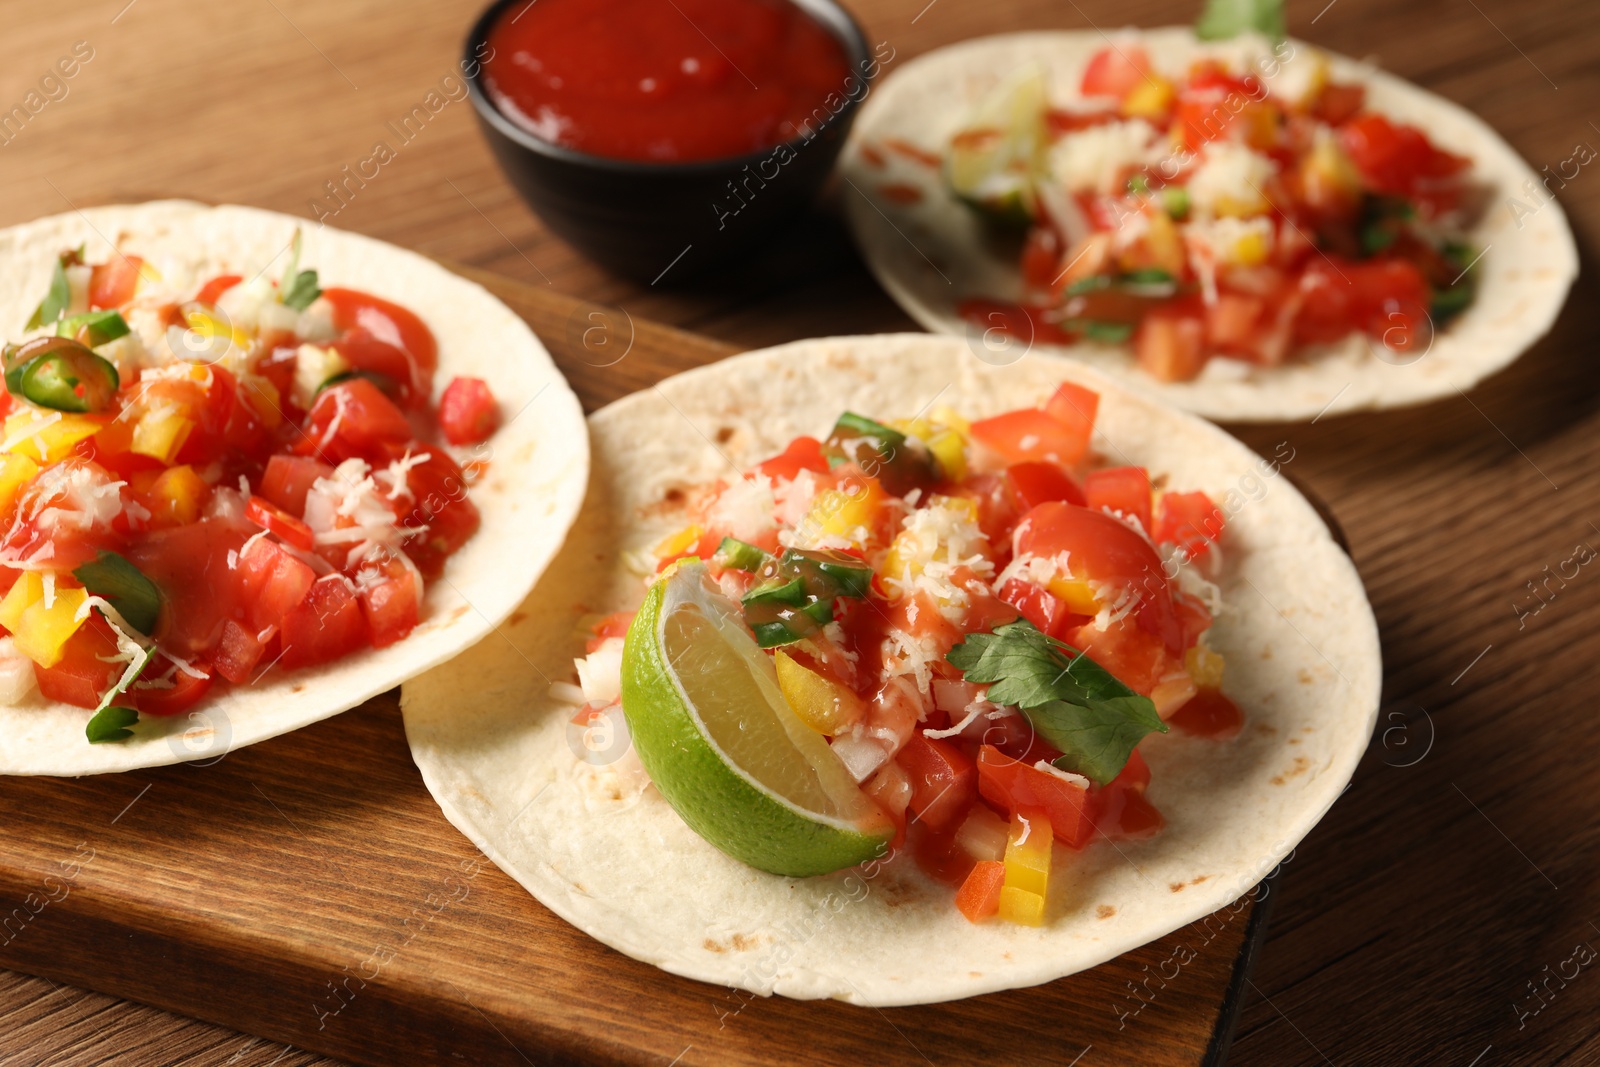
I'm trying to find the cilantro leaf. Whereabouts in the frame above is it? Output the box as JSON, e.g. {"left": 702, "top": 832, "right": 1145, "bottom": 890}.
{"left": 1195, "top": 0, "right": 1286, "bottom": 41}
{"left": 73, "top": 551, "right": 162, "bottom": 636}
{"left": 85, "top": 705, "right": 139, "bottom": 744}
{"left": 25, "top": 256, "right": 72, "bottom": 331}
{"left": 281, "top": 268, "right": 321, "bottom": 311}
{"left": 947, "top": 619, "right": 1167, "bottom": 786}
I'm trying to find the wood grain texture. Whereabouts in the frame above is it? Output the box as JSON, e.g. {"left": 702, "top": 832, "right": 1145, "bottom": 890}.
{"left": 0, "top": 0, "right": 1597, "bottom": 1063}
{"left": 0, "top": 268, "right": 1267, "bottom": 1067}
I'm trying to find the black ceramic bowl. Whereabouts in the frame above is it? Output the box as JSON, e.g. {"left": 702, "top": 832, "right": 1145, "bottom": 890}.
{"left": 464, "top": 0, "right": 873, "bottom": 284}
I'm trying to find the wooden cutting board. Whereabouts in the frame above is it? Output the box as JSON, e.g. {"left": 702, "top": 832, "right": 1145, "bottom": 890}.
{"left": 0, "top": 267, "right": 1280, "bottom": 1067}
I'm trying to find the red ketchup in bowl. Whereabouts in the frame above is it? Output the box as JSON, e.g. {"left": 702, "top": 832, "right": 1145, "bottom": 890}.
{"left": 481, "top": 0, "right": 852, "bottom": 163}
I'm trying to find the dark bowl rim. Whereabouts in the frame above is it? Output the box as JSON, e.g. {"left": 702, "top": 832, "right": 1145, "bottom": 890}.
{"left": 461, "top": 0, "right": 874, "bottom": 177}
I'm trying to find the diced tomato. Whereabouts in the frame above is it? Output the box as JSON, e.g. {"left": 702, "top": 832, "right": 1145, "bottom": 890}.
{"left": 195, "top": 274, "right": 242, "bottom": 305}
{"left": 1087, "top": 750, "right": 1164, "bottom": 838}
{"left": 236, "top": 536, "right": 317, "bottom": 631}
{"left": 1004, "top": 462, "right": 1086, "bottom": 512}
{"left": 909, "top": 820, "right": 977, "bottom": 885}
{"left": 956, "top": 859, "right": 1007, "bottom": 922}
{"left": 1339, "top": 113, "right": 1469, "bottom": 209}
{"left": 358, "top": 559, "right": 420, "bottom": 649}
{"left": 1175, "top": 592, "right": 1213, "bottom": 648}
{"left": 214, "top": 619, "right": 265, "bottom": 684}
{"left": 259, "top": 455, "right": 334, "bottom": 516}
{"left": 976, "top": 745, "right": 1093, "bottom": 848}
{"left": 587, "top": 610, "right": 636, "bottom": 653}
{"left": 32, "top": 615, "right": 123, "bottom": 709}
{"left": 1154, "top": 490, "right": 1225, "bottom": 560}
{"left": 134, "top": 664, "right": 213, "bottom": 717}
{"left": 394, "top": 445, "right": 481, "bottom": 579}
{"left": 88, "top": 255, "right": 144, "bottom": 309}
{"left": 1206, "top": 292, "right": 1265, "bottom": 355}
{"left": 279, "top": 575, "right": 369, "bottom": 669}
{"left": 245, "top": 496, "right": 316, "bottom": 552}
{"left": 1083, "top": 466, "right": 1152, "bottom": 533}
{"left": 303, "top": 378, "right": 413, "bottom": 461}
{"left": 1069, "top": 616, "right": 1173, "bottom": 695}
{"left": 947, "top": 472, "right": 1019, "bottom": 550}
{"left": 1080, "top": 45, "right": 1150, "bottom": 99}
{"left": 1020, "top": 227, "right": 1062, "bottom": 290}
{"left": 754, "top": 436, "right": 829, "bottom": 482}
{"left": 970, "top": 407, "right": 1092, "bottom": 467}
{"left": 438, "top": 377, "right": 500, "bottom": 446}
{"left": 957, "top": 580, "right": 1024, "bottom": 636}
{"left": 321, "top": 288, "right": 438, "bottom": 404}
{"left": 1016, "top": 502, "right": 1166, "bottom": 594}
{"left": 897, "top": 734, "right": 976, "bottom": 832}
{"left": 1312, "top": 83, "right": 1365, "bottom": 126}
{"left": 1135, "top": 304, "right": 1206, "bottom": 382}
{"left": 998, "top": 578, "right": 1085, "bottom": 642}
{"left": 1044, "top": 383, "right": 1099, "bottom": 439}
{"left": 125, "top": 519, "right": 253, "bottom": 657}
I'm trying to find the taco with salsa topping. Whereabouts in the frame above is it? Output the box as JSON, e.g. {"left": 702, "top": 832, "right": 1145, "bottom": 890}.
{"left": 403, "top": 334, "right": 1380, "bottom": 1005}
{"left": 0, "top": 201, "right": 587, "bottom": 775}
{"left": 840, "top": 16, "right": 1576, "bottom": 421}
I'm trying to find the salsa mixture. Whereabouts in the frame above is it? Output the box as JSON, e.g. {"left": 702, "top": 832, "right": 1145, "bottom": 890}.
{"left": 482, "top": 0, "right": 852, "bottom": 162}
{"left": 573, "top": 383, "right": 1240, "bottom": 925}
{"left": 941, "top": 37, "right": 1480, "bottom": 381}
{"left": 0, "top": 240, "right": 497, "bottom": 743}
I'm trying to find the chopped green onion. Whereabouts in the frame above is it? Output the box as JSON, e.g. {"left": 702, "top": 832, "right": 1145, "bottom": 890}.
{"left": 86, "top": 705, "right": 140, "bottom": 745}
{"left": 25, "top": 249, "right": 78, "bottom": 331}
{"left": 1162, "top": 187, "right": 1191, "bottom": 219}
{"left": 4, "top": 336, "right": 120, "bottom": 414}
{"left": 1076, "top": 320, "right": 1136, "bottom": 344}
{"left": 714, "top": 537, "right": 770, "bottom": 573}
{"left": 73, "top": 551, "right": 163, "bottom": 636}
{"left": 56, "top": 310, "right": 130, "bottom": 348}
{"left": 282, "top": 269, "right": 321, "bottom": 311}
{"left": 1119, "top": 269, "right": 1175, "bottom": 285}
{"left": 1065, "top": 275, "right": 1115, "bottom": 297}
{"left": 1431, "top": 284, "right": 1475, "bottom": 321}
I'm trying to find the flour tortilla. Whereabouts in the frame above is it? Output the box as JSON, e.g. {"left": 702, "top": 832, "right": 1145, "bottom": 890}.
{"left": 0, "top": 201, "right": 588, "bottom": 776}
{"left": 841, "top": 29, "right": 1578, "bottom": 422}
{"left": 403, "top": 333, "right": 1381, "bottom": 1005}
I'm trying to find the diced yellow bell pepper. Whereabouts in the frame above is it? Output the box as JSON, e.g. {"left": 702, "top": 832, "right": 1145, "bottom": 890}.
{"left": 927, "top": 429, "right": 967, "bottom": 482}
{"left": 1046, "top": 575, "right": 1101, "bottom": 615}
{"left": 146, "top": 464, "right": 209, "bottom": 527}
{"left": 1299, "top": 128, "right": 1363, "bottom": 216}
{"left": 2, "top": 410, "right": 104, "bottom": 463}
{"left": 238, "top": 374, "right": 285, "bottom": 429}
{"left": 1122, "top": 75, "right": 1175, "bottom": 120}
{"left": 928, "top": 404, "right": 970, "bottom": 437}
{"left": 774, "top": 649, "right": 864, "bottom": 735}
{"left": 0, "top": 571, "right": 42, "bottom": 633}
{"left": 1185, "top": 644, "right": 1226, "bottom": 689}
{"left": 0, "top": 454, "right": 40, "bottom": 516}
{"left": 184, "top": 309, "right": 250, "bottom": 351}
{"left": 999, "top": 808, "right": 1054, "bottom": 926}
{"left": 131, "top": 410, "right": 195, "bottom": 464}
{"left": 1117, "top": 208, "right": 1186, "bottom": 275}
{"left": 653, "top": 524, "right": 703, "bottom": 560}
{"left": 806, "top": 481, "right": 885, "bottom": 545}
{"left": 2, "top": 573, "right": 89, "bottom": 668}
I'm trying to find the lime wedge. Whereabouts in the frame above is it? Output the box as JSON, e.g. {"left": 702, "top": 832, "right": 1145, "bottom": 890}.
{"left": 946, "top": 66, "right": 1049, "bottom": 227}
{"left": 621, "top": 562, "right": 892, "bottom": 877}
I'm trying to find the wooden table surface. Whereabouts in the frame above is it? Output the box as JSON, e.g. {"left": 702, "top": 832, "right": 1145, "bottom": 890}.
{"left": 1, "top": 0, "right": 1598, "bottom": 1064}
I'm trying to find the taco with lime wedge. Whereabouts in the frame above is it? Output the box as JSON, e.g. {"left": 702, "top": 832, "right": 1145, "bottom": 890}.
{"left": 0, "top": 201, "right": 587, "bottom": 775}
{"left": 839, "top": 4, "right": 1576, "bottom": 421}
{"left": 403, "top": 334, "right": 1380, "bottom": 1005}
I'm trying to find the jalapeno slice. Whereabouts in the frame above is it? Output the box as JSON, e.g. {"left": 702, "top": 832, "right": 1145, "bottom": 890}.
{"left": 4, "top": 336, "right": 121, "bottom": 413}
